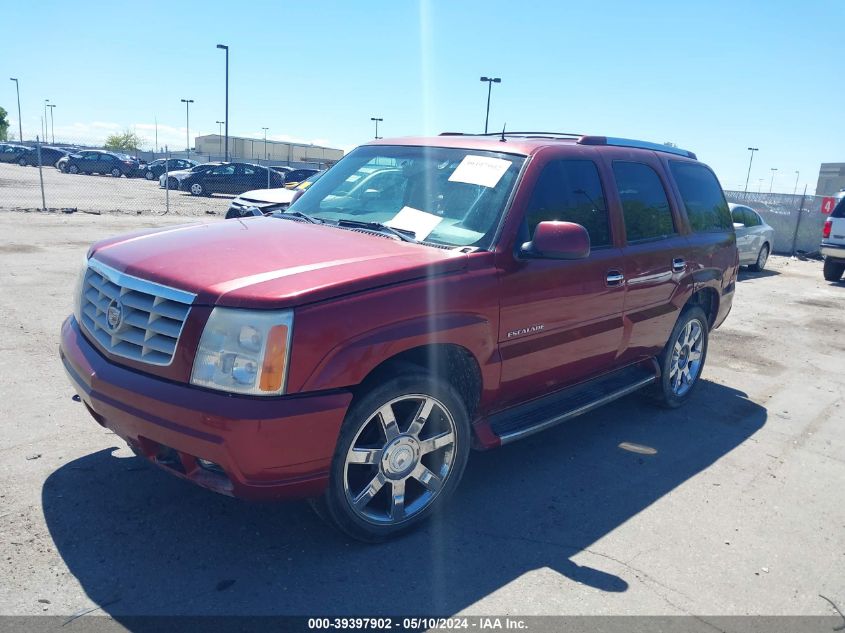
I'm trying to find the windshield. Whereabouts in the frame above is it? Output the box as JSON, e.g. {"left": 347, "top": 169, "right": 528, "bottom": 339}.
{"left": 288, "top": 145, "right": 525, "bottom": 248}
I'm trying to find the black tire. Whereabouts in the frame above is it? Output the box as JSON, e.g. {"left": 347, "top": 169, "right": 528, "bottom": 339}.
{"left": 314, "top": 372, "right": 471, "bottom": 542}
{"left": 110, "top": 168, "right": 122, "bottom": 178}
{"left": 823, "top": 259, "right": 845, "bottom": 282}
{"left": 649, "top": 305, "right": 709, "bottom": 409}
{"left": 189, "top": 182, "right": 204, "bottom": 196}
{"left": 68, "top": 164, "right": 79, "bottom": 174}
{"left": 144, "top": 170, "right": 155, "bottom": 180}
{"left": 748, "top": 244, "right": 769, "bottom": 272}
{"left": 167, "top": 177, "right": 179, "bottom": 190}
{"left": 18, "top": 157, "right": 28, "bottom": 167}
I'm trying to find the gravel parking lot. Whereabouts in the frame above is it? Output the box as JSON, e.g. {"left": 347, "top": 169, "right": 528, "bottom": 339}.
{"left": 0, "top": 211, "right": 843, "bottom": 623}
{"left": 0, "top": 162, "right": 232, "bottom": 216}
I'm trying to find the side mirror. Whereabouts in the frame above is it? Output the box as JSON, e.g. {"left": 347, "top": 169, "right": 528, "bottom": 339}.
{"left": 732, "top": 222, "right": 744, "bottom": 229}
{"left": 521, "top": 221, "right": 590, "bottom": 260}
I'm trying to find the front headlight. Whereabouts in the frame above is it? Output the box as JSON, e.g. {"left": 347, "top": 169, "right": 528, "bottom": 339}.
{"left": 73, "top": 256, "right": 89, "bottom": 324}
{"left": 190, "top": 307, "right": 293, "bottom": 396}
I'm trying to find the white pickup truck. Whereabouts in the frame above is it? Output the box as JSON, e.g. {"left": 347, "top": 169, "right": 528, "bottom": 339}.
{"left": 822, "top": 191, "right": 845, "bottom": 282}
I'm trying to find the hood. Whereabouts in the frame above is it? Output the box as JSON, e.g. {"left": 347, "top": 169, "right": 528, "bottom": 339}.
{"left": 236, "top": 187, "right": 296, "bottom": 205}
{"left": 89, "top": 217, "right": 468, "bottom": 308}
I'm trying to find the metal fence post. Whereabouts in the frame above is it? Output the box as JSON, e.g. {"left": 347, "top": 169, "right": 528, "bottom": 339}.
{"left": 36, "top": 136, "right": 46, "bottom": 211}
{"left": 790, "top": 183, "right": 808, "bottom": 256}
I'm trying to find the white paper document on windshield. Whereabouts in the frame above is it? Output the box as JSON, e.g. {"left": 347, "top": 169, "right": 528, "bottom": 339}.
{"left": 448, "top": 155, "right": 511, "bottom": 188}
{"left": 385, "top": 206, "right": 443, "bottom": 241}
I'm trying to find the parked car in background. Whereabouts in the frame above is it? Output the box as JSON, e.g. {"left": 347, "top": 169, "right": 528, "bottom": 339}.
{"left": 17, "top": 146, "right": 70, "bottom": 167}
{"left": 61, "top": 133, "right": 738, "bottom": 541}
{"left": 728, "top": 203, "right": 774, "bottom": 271}
{"left": 180, "top": 162, "right": 284, "bottom": 196}
{"left": 282, "top": 168, "right": 319, "bottom": 189}
{"left": 821, "top": 193, "right": 845, "bottom": 282}
{"left": 225, "top": 171, "right": 325, "bottom": 218}
{"left": 0, "top": 143, "right": 31, "bottom": 163}
{"left": 138, "top": 158, "right": 198, "bottom": 181}
{"left": 159, "top": 162, "right": 221, "bottom": 190}
{"left": 62, "top": 150, "right": 139, "bottom": 177}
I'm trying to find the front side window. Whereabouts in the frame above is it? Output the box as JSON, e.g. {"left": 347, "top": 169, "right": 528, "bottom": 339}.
{"left": 289, "top": 145, "right": 525, "bottom": 248}
{"left": 211, "top": 165, "right": 235, "bottom": 176}
{"left": 613, "top": 161, "right": 675, "bottom": 242}
{"left": 669, "top": 161, "right": 732, "bottom": 232}
{"left": 523, "top": 159, "right": 611, "bottom": 247}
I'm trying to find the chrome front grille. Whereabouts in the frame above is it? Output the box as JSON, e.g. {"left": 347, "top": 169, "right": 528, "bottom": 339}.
{"left": 79, "top": 258, "right": 196, "bottom": 366}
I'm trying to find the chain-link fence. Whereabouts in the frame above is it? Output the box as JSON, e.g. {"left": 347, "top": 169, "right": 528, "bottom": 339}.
{"left": 0, "top": 136, "right": 326, "bottom": 218}
{"left": 724, "top": 190, "right": 827, "bottom": 256}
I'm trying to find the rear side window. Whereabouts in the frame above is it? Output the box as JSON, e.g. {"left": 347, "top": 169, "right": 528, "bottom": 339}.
{"left": 612, "top": 161, "right": 675, "bottom": 242}
{"left": 833, "top": 198, "right": 845, "bottom": 219}
{"left": 523, "top": 159, "right": 611, "bottom": 247}
{"left": 669, "top": 161, "right": 732, "bottom": 232}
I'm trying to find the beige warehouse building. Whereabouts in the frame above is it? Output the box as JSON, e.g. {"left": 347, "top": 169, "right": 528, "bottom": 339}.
{"left": 816, "top": 163, "right": 845, "bottom": 196}
{"left": 194, "top": 134, "right": 343, "bottom": 168}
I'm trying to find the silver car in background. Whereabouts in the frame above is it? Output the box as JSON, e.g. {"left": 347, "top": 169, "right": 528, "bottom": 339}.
{"left": 729, "top": 203, "right": 775, "bottom": 271}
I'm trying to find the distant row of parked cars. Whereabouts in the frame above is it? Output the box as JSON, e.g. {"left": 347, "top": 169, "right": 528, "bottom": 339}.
{"left": 0, "top": 142, "right": 320, "bottom": 197}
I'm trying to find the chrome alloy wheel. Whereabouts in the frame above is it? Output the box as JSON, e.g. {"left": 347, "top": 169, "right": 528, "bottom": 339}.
{"left": 669, "top": 318, "right": 704, "bottom": 396}
{"left": 343, "top": 394, "right": 457, "bottom": 525}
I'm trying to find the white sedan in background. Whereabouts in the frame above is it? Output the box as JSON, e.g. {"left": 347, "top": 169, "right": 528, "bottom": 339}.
{"left": 729, "top": 203, "right": 775, "bottom": 271}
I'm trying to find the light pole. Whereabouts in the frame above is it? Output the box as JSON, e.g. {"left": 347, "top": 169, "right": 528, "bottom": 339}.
{"left": 769, "top": 167, "right": 777, "bottom": 194}
{"left": 743, "top": 147, "right": 758, "bottom": 193}
{"left": 793, "top": 171, "right": 800, "bottom": 196}
{"left": 262, "top": 127, "right": 268, "bottom": 160}
{"left": 216, "top": 120, "right": 225, "bottom": 157}
{"left": 47, "top": 103, "right": 55, "bottom": 144}
{"left": 9, "top": 78, "right": 22, "bottom": 142}
{"left": 479, "top": 76, "right": 501, "bottom": 134}
{"left": 43, "top": 99, "right": 49, "bottom": 143}
{"left": 757, "top": 179, "right": 764, "bottom": 194}
{"left": 181, "top": 99, "right": 194, "bottom": 158}
{"left": 216, "top": 44, "right": 229, "bottom": 161}
{"left": 370, "top": 117, "right": 383, "bottom": 139}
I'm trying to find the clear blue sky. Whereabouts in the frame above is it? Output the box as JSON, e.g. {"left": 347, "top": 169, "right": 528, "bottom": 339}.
{"left": 5, "top": 0, "right": 843, "bottom": 193}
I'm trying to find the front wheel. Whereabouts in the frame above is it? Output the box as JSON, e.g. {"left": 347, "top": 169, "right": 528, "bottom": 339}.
{"left": 144, "top": 171, "right": 155, "bottom": 180}
{"left": 18, "top": 157, "right": 28, "bottom": 167}
{"left": 748, "top": 244, "right": 769, "bottom": 272}
{"left": 315, "top": 372, "right": 471, "bottom": 542}
{"left": 649, "top": 306, "right": 709, "bottom": 409}
{"left": 189, "top": 182, "right": 204, "bottom": 196}
{"left": 110, "top": 168, "right": 122, "bottom": 178}
{"left": 68, "top": 164, "right": 79, "bottom": 174}
{"left": 823, "top": 259, "right": 845, "bottom": 282}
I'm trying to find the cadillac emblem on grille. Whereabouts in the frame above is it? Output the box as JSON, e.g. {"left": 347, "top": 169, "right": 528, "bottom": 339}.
{"left": 106, "top": 299, "right": 124, "bottom": 331}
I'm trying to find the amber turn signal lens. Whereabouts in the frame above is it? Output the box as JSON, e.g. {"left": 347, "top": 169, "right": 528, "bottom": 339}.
{"left": 259, "top": 324, "right": 288, "bottom": 392}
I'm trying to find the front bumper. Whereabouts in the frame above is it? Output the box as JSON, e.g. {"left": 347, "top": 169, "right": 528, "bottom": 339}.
{"left": 821, "top": 242, "right": 845, "bottom": 262}
{"left": 60, "top": 316, "right": 352, "bottom": 500}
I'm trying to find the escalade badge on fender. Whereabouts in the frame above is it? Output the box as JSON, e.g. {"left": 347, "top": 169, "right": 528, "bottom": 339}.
{"left": 507, "top": 324, "right": 545, "bottom": 338}
{"left": 106, "top": 300, "right": 124, "bottom": 331}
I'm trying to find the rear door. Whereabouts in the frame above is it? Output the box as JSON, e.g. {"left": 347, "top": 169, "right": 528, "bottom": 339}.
{"left": 497, "top": 153, "right": 627, "bottom": 406}
{"left": 608, "top": 157, "right": 689, "bottom": 362}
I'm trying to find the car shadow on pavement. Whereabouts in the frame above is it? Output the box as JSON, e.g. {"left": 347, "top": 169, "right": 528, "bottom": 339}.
{"left": 42, "top": 380, "right": 765, "bottom": 619}
{"left": 737, "top": 268, "right": 781, "bottom": 281}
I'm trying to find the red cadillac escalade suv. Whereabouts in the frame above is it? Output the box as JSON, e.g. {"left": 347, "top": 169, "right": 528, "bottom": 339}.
{"left": 60, "top": 133, "right": 738, "bottom": 541}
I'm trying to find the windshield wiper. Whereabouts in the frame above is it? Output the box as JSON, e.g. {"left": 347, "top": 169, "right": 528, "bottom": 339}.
{"left": 334, "top": 219, "right": 418, "bottom": 243}
{"left": 272, "top": 208, "right": 322, "bottom": 224}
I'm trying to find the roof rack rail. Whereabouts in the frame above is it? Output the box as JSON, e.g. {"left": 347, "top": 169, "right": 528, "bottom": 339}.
{"left": 576, "top": 136, "right": 697, "bottom": 159}
{"left": 439, "top": 131, "right": 584, "bottom": 139}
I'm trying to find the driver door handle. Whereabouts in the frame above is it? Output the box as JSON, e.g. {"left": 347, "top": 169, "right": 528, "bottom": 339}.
{"left": 672, "top": 258, "right": 686, "bottom": 272}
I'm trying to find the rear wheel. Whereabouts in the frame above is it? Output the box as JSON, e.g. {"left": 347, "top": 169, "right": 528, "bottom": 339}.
{"left": 314, "top": 372, "right": 470, "bottom": 542}
{"left": 18, "top": 157, "right": 28, "bottom": 167}
{"left": 649, "top": 306, "right": 709, "bottom": 409}
{"left": 823, "top": 259, "right": 845, "bottom": 282}
{"left": 110, "top": 168, "right": 122, "bottom": 178}
{"left": 68, "top": 164, "right": 79, "bottom": 174}
{"left": 189, "top": 182, "right": 204, "bottom": 196}
{"left": 144, "top": 170, "right": 155, "bottom": 180}
{"left": 748, "top": 244, "right": 769, "bottom": 272}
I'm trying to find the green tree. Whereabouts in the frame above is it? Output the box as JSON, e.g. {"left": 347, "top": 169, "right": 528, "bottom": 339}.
{"left": 104, "top": 129, "right": 145, "bottom": 152}
{"left": 0, "top": 107, "right": 9, "bottom": 141}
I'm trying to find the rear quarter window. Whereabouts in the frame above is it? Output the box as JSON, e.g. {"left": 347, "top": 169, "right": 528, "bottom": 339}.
{"left": 669, "top": 161, "right": 733, "bottom": 232}
{"left": 832, "top": 197, "right": 845, "bottom": 219}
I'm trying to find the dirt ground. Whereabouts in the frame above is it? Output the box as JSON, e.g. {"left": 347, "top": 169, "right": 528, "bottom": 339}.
{"left": 0, "top": 162, "right": 233, "bottom": 216}
{"left": 0, "top": 211, "right": 843, "bottom": 622}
